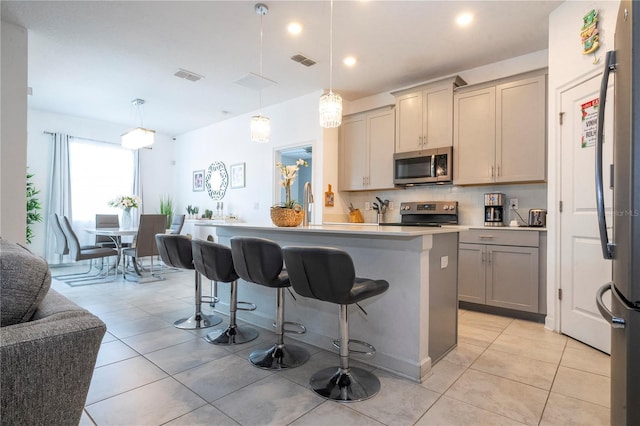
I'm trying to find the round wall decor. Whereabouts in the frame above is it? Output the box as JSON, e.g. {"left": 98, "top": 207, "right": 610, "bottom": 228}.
{"left": 205, "top": 161, "right": 228, "bottom": 200}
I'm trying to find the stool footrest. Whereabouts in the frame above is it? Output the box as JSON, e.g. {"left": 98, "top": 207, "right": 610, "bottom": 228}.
{"left": 282, "top": 321, "right": 306, "bottom": 334}
{"left": 237, "top": 301, "right": 257, "bottom": 311}
{"left": 332, "top": 339, "right": 376, "bottom": 357}
{"left": 201, "top": 295, "right": 219, "bottom": 305}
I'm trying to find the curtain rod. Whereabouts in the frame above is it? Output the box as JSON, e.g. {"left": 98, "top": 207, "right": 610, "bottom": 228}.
{"left": 42, "top": 131, "right": 117, "bottom": 146}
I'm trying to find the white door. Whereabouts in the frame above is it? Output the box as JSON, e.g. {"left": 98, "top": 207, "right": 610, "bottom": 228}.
{"left": 559, "top": 72, "right": 613, "bottom": 353}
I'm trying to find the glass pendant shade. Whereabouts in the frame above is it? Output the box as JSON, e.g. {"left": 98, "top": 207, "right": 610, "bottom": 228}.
{"left": 319, "top": 90, "right": 343, "bottom": 128}
{"left": 250, "top": 114, "right": 270, "bottom": 143}
{"left": 121, "top": 127, "right": 155, "bottom": 149}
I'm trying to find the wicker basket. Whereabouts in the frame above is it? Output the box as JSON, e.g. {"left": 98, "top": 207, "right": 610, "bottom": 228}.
{"left": 270, "top": 207, "right": 303, "bottom": 227}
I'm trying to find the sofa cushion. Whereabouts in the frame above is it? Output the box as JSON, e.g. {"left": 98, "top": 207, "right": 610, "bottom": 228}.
{"left": 1, "top": 239, "right": 51, "bottom": 326}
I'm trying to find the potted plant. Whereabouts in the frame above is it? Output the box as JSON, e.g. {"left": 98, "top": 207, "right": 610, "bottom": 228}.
{"left": 159, "top": 196, "right": 174, "bottom": 228}
{"left": 108, "top": 194, "right": 141, "bottom": 229}
{"left": 26, "top": 171, "right": 43, "bottom": 244}
{"left": 271, "top": 158, "right": 308, "bottom": 227}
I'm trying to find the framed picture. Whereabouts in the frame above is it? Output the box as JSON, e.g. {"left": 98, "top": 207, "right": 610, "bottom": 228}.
{"left": 230, "top": 163, "right": 245, "bottom": 189}
{"left": 193, "top": 170, "right": 205, "bottom": 192}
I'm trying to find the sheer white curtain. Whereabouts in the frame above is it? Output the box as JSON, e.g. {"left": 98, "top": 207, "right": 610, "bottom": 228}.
{"left": 45, "top": 133, "right": 72, "bottom": 263}
{"left": 68, "top": 139, "right": 135, "bottom": 247}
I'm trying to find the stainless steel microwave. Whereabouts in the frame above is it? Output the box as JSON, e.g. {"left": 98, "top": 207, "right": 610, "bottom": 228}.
{"left": 393, "top": 147, "right": 452, "bottom": 186}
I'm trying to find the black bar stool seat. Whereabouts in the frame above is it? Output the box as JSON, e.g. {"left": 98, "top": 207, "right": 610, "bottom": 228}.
{"left": 155, "top": 234, "right": 222, "bottom": 329}
{"left": 231, "top": 237, "right": 310, "bottom": 370}
{"left": 191, "top": 239, "right": 258, "bottom": 345}
{"left": 283, "top": 245, "right": 389, "bottom": 402}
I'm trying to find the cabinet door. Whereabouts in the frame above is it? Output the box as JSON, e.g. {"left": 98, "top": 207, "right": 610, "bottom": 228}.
{"left": 424, "top": 83, "right": 454, "bottom": 149}
{"left": 339, "top": 115, "right": 367, "bottom": 190}
{"left": 458, "top": 243, "right": 486, "bottom": 304}
{"left": 486, "top": 245, "right": 539, "bottom": 313}
{"left": 395, "top": 91, "right": 423, "bottom": 153}
{"left": 453, "top": 87, "right": 496, "bottom": 185}
{"left": 367, "top": 108, "right": 395, "bottom": 190}
{"left": 496, "top": 75, "right": 546, "bottom": 183}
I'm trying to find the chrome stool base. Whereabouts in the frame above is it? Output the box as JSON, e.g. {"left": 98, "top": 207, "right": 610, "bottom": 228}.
{"left": 249, "top": 343, "right": 310, "bottom": 370}
{"left": 310, "top": 366, "right": 381, "bottom": 402}
{"left": 205, "top": 325, "right": 259, "bottom": 345}
{"left": 174, "top": 313, "right": 222, "bottom": 330}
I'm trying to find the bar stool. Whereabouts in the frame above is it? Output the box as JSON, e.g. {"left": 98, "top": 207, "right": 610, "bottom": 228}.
{"left": 282, "top": 246, "right": 389, "bottom": 402}
{"left": 230, "top": 237, "right": 310, "bottom": 370}
{"left": 155, "top": 234, "right": 222, "bottom": 329}
{"left": 191, "top": 239, "right": 259, "bottom": 345}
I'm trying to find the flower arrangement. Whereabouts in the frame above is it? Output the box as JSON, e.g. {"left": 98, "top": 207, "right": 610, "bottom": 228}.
{"left": 275, "top": 158, "right": 308, "bottom": 209}
{"left": 108, "top": 195, "right": 140, "bottom": 210}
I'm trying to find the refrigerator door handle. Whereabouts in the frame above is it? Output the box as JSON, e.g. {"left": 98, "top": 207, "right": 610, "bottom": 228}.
{"left": 595, "top": 50, "right": 616, "bottom": 260}
{"left": 596, "top": 282, "right": 626, "bottom": 328}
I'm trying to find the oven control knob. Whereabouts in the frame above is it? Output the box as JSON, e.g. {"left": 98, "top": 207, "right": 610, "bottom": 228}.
{"left": 443, "top": 205, "right": 449, "bottom": 210}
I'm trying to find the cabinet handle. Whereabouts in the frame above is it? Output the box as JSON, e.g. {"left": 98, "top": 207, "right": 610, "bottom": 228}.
{"left": 418, "top": 136, "right": 422, "bottom": 147}
{"left": 488, "top": 251, "right": 492, "bottom": 263}
{"left": 479, "top": 235, "right": 494, "bottom": 239}
{"left": 489, "top": 166, "right": 494, "bottom": 177}
{"left": 481, "top": 251, "right": 486, "bottom": 263}
{"left": 496, "top": 165, "right": 501, "bottom": 177}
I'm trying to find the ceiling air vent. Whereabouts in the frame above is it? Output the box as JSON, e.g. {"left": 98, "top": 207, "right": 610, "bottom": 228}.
{"left": 291, "top": 54, "right": 316, "bottom": 67}
{"left": 174, "top": 68, "right": 204, "bottom": 82}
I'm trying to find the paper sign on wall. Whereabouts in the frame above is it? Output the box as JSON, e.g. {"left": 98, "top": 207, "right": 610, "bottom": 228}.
{"left": 581, "top": 98, "right": 599, "bottom": 148}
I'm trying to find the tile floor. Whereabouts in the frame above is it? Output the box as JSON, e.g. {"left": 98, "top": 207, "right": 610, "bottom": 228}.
{"left": 51, "top": 267, "right": 611, "bottom": 426}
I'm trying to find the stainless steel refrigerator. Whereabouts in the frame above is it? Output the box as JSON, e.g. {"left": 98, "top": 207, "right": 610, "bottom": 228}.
{"left": 595, "top": 1, "right": 640, "bottom": 424}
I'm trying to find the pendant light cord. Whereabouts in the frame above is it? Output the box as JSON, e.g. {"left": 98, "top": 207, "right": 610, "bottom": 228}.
{"left": 259, "top": 8, "right": 264, "bottom": 111}
{"left": 329, "top": 0, "right": 334, "bottom": 93}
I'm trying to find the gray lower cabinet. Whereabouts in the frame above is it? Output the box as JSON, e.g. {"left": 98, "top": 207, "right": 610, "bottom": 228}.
{"left": 458, "top": 229, "right": 540, "bottom": 313}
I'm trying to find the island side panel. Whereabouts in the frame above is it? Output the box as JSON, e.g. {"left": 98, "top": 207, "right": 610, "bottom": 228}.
{"left": 215, "top": 225, "right": 441, "bottom": 382}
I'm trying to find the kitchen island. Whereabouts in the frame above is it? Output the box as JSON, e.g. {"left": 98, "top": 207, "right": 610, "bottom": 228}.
{"left": 207, "top": 223, "right": 462, "bottom": 382}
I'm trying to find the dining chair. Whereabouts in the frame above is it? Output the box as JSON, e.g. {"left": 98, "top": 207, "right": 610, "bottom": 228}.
{"left": 169, "top": 214, "right": 186, "bottom": 234}
{"left": 50, "top": 213, "right": 102, "bottom": 279}
{"left": 121, "top": 214, "right": 167, "bottom": 279}
{"left": 58, "top": 215, "right": 118, "bottom": 281}
{"left": 95, "top": 214, "right": 120, "bottom": 248}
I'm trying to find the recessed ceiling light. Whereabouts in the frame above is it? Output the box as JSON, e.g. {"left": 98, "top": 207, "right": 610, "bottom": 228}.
{"left": 456, "top": 13, "right": 473, "bottom": 27}
{"left": 287, "top": 22, "right": 302, "bottom": 35}
{"left": 343, "top": 56, "right": 357, "bottom": 67}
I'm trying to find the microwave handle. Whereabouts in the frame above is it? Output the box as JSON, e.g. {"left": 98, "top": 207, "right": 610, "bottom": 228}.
{"left": 431, "top": 155, "right": 435, "bottom": 178}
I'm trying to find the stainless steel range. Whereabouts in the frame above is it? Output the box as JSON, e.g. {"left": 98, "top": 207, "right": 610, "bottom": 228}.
{"left": 379, "top": 201, "right": 458, "bottom": 227}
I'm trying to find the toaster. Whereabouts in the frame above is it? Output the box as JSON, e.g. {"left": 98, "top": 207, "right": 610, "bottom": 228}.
{"left": 528, "top": 209, "right": 547, "bottom": 227}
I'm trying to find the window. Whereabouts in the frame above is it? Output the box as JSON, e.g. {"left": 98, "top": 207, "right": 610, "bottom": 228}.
{"left": 69, "top": 139, "right": 134, "bottom": 245}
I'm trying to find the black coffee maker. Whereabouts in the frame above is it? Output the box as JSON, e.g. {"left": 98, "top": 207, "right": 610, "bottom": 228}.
{"left": 484, "top": 193, "right": 505, "bottom": 227}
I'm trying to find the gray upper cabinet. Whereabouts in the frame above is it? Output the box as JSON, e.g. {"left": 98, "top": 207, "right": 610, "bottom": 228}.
{"left": 339, "top": 105, "right": 395, "bottom": 191}
{"left": 392, "top": 76, "right": 466, "bottom": 153}
{"left": 453, "top": 70, "right": 547, "bottom": 185}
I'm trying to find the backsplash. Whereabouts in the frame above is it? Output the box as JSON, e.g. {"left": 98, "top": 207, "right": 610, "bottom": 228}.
{"left": 342, "top": 183, "right": 547, "bottom": 226}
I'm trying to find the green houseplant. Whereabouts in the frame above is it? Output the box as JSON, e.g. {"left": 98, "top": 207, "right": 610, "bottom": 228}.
{"left": 159, "top": 196, "right": 174, "bottom": 228}
{"left": 26, "top": 171, "right": 43, "bottom": 244}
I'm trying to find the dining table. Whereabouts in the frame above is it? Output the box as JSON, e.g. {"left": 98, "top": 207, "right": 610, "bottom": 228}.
{"left": 85, "top": 227, "right": 138, "bottom": 276}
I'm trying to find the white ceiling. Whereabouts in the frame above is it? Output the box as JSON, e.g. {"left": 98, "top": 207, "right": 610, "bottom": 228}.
{"left": 2, "top": 0, "right": 562, "bottom": 136}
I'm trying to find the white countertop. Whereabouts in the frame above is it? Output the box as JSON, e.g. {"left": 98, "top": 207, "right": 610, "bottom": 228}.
{"left": 467, "top": 226, "right": 547, "bottom": 231}
{"left": 211, "top": 222, "right": 466, "bottom": 237}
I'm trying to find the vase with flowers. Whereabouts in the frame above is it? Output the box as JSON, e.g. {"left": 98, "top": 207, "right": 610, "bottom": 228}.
{"left": 271, "top": 158, "right": 308, "bottom": 227}
{"left": 108, "top": 195, "right": 141, "bottom": 229}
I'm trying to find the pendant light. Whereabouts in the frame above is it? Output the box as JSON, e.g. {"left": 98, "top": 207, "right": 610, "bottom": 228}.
{"left": 319, "top": 0, "right": 342, "bottom": 128}
{"left": 121, "top": 98, "right": 155, "bottom": 149}
{"left": 250, "top": 3, "right": 270, "bottom": 143}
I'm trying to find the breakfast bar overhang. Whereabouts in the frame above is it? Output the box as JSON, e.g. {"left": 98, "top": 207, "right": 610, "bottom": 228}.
{"left": 208, "top": 223, "right": 461, "bottom": 382}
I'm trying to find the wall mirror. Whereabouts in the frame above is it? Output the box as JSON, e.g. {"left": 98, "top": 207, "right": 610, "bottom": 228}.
{"left": 273, "top": 143, "right": 313, "bottom": 209}
{"left": 205, "top": 161, "right": 229, "bottom": 200}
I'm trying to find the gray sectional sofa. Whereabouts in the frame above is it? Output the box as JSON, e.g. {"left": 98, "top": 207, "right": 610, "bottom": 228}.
{"left": 0, "top": 239, "right": 106, "bottom": 425}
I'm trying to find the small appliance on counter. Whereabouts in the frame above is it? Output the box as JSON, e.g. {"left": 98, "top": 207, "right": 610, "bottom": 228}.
{"left": 484, "top": 193, "right": 505, "bottom": 227}
{"left": 528, "top": 209, "right": 547, "bottom": 227}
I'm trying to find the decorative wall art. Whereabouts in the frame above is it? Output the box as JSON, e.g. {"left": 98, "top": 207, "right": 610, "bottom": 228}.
{"left": 205, "top": 161, "right": 228, "bottom": 200}
{"left": 193, "top": 170, "right": 205, "bottom": 192}
{"left": 581, "top": 9, "right": 600, "bottom": 64}
{"left": 230, "top": 163, "right": 246, "bottom": 189}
